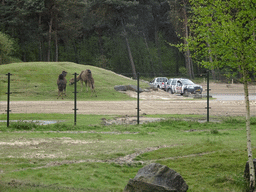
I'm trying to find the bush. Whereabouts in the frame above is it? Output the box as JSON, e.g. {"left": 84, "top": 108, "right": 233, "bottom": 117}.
{"left": 10, "top": 121, "right": 38, "bottom": 130}
{"left": 0, "top": 32, "right": 14, "bottom": 65}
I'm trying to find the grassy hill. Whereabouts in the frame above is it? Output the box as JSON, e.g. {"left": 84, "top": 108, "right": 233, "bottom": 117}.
{"left": 0, "top": 62, "right": 148, "bottom": 101}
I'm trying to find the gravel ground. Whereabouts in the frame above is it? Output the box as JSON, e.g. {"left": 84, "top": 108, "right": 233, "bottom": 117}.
{"left": 1, "top": 83, "right": 256, "bottom": 116}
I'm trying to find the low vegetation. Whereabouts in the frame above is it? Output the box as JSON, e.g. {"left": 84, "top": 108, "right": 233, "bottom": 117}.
{"left": 0, "top": 114, "right": 255, "bottom": 192}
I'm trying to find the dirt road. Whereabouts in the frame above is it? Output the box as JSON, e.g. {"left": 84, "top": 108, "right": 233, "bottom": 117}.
{"left": 1, "top": 83, "right": 256, "bottom": 116}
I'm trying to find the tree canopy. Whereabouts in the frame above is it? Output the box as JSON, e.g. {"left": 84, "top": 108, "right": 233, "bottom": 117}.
{"left": 0, "top": 0, "right": 188, "bottom": 77}
{"left": 0, "top": 31, "right": 14, "bottom": 64}
{"left": 187, "top": 0, "right": 256, "bottom": 189}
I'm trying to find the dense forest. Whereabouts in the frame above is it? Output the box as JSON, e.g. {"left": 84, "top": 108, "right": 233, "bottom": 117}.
{"left": 0, "top": 0, "right": 255, "bottom": 81}
{"left": 0, "top": 0, "right": 200, "bottom": 78}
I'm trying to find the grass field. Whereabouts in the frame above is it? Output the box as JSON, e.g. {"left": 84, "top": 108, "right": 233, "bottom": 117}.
{"left": 0, "top": 62, "right": 255, "bottom": 191}
{"left": 0, "top": 114, "right": 255, "bottom": 192}
{"left": 0, "top": 62, "right": 148, "bottom": 101}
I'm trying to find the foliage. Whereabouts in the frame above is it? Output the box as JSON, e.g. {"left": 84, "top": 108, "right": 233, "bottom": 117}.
{"left": 188, "top": 0, "right": 256, "bottom": 74}
{"left": 9, "top": 121, "right": 38, "bottom": 130}
{"left": 187, "top": 0, "right": 256, "bottom": 189}
{"left": 0, "top": 32, "right": 15, "bottom": 64}
{"left": 0, "top": 0, "right": 187, "bottom": 76}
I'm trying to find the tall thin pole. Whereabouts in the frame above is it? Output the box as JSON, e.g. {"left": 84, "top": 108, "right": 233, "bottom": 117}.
{"left": 207, "top": 70, "right": 210, "bottom": 122}
{"left": 73, "top": 73, "right": 78, "bottom": 126}
{"left": 6, "top": 73, "right": 12, "bottom": 127}
{"left": 137, "top": 72, "right": 140, "bottom": 125}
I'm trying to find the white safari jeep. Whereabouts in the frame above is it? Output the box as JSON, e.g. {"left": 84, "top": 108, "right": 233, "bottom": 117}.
{"left": 175, "top": 79, "right": 203, "bottom": 95}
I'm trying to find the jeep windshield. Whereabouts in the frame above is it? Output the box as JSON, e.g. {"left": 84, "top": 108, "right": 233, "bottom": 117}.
{"left": 181, "top": 79, "right": 194, "bottom": 85}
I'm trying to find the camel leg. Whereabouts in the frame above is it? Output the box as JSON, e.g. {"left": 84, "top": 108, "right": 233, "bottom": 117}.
{"left": 57, "top": 91, "right": 60, "bottom": 99}
{"left": 58, "top": 91, "right": 64, "bottom": 99}
{"left": 86, "top": 82, "right": 89, "bottom": 92}
{"left": 90, "top": 84, "right": 97, "bottom": 97}
{"left": 80, "top": 81, "right": 83, "bottom": 92}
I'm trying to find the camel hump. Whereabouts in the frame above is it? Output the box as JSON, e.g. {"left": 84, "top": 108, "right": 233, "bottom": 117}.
{"left": 77, "top": 70, "right": 85, "bottom": 79}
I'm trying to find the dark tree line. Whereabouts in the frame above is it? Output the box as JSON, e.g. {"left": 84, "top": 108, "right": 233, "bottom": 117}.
{"left": 0, "top": 0, "right": 201, "bottom": 78}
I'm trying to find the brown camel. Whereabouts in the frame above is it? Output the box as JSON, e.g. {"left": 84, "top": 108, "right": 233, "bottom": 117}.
{"left": 57, "top": 71, "right": 67, "bottom": 96}
{"left": 57, "top": 73, "right": 66, "bottom": 99}
{"left": 69, "top": 69, "right": 97, "bottom": 97}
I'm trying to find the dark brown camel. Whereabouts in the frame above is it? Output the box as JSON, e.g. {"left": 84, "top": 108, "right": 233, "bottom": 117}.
{"left": 69, "top": 69, "right": 97, "bottom": 97}
{"left": 57, "top": 71, "right": 67, "bottom": 96}
{"left": 57, "top": 73, "right": 66, "bottom": 99}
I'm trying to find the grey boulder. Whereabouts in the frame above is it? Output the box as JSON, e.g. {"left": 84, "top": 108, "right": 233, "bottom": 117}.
{"left": 124, "top": 163, "right": 188, "bottom": 192}
{"left": 114, "top": 85, "right": 127, "bottom": 91}
{"left": 114, "top": 85, "right": 143, "bottom": 93}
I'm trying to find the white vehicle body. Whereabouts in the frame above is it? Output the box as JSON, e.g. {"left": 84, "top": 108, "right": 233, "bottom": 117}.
{"left": 150, "top": 77, "right": 168, "bottom": 90}
{"left": 175, "top": 79, "right": 203, "bottom": 95}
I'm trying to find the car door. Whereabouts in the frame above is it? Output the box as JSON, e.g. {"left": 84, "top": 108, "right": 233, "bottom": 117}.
{"left": 176, "top": 81, "right": 182, "bottom": 94}
{"left": 156, "top": 78, "right": 161, "bottom": 88}
{"left": 171, "top": 80, "right": 177, "bottom": 93}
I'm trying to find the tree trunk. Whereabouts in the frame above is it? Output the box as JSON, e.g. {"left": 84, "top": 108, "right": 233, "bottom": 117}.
{"left": 143, "top": 32, "right": 155, "bottom": 76}
{"left": 206, "top": 23, "right": 216, "bottom": 80}
{"left": 183, "top": 0, "right": 193, "bottom": 79}
{"left": 122, "top": 22, "right": 136, "bottom": 79}
{"left": 38, "top": 13, "right": 42, "bottom": 61}
{"left": 243, "top": 67, "right": 255, "bottom": 191}
{"left": 155, "top": 22, "right": 163, "bottom": 74}
{"left": 206, "top": 43, "right": 216, "bottom": 80}
{"left": 73, "top": 41, "right": 79, "bottom": 64}
{"left": 96, "top": 29, "right": 104, "bottom": 56}
{"left": 47, "top": 17, "right": 53, "bottom": 62}
{"left": 189, "top": 55, "right": 194, "bottom": 79}
{"left": 55, "top": 28, "right": 58, "bottom": 62}
{"left": 124, "top": 34, "right": 136, "bottom": 79}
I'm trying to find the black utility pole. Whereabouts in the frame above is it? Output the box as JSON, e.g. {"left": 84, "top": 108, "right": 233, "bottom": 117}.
{"left": 73, "top": 73, "right": 78, "bottom": 125}
{"left": 207, "top": 70, "right": 210, "bottom": 122}
{"left": 137, "top": 72, "right": 140, "bottom": 125}
{"left": 6, "top": 73, "right": 12, "bottom": 127}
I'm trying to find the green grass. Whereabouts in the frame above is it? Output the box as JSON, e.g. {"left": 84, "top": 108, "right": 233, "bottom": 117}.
{"left": 0, "top": 115, "right": 255, "bottom": 191}
{"left": 0, "top": 63, "right": 254, "bottom": 191}
{"left": 0, "top": 62, "right": 148, "bottom": 101}
{"left": 0, "top": 113, "right": 117, "bottom": 131}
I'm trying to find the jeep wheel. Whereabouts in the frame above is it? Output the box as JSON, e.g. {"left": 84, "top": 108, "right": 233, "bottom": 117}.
{"left": 184, "top": 90, "right": 188, "bottom": 95}
{"left": 168, "top": 89, "right": 173, "bottom": 94}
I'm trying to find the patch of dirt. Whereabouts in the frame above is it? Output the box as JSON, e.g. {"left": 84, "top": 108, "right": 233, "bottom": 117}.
{"left": 102, "top": 116, "right": 165, "bottom": 125}
{"left": 123, "top": 89, "right": 189, "bottom": 100}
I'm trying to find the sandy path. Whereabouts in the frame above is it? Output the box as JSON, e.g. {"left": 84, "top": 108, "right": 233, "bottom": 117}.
{"left": 1, "top": 83, "right": 256, "bottom": 116}
{"left": 1, "top": 100, "right": 256, "bottom": 116}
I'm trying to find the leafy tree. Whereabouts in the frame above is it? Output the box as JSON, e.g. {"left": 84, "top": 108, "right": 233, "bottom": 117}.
{"left": 169, "top": 0, "right": 194, "bottom": 78}
{"left": 0, "top": 0, "right": 185, "bottom": 76}
{"left": 187, "top": 0, "right": 256, "bottom": 190}
{"left": 87, "top": 0, "right": 139, "bottom": 78}
{"left": 0, "top": 31, "right": 14, "bottom": 64}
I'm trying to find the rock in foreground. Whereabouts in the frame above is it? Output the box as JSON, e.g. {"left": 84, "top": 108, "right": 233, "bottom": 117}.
{"left": 124, "top": 163, "right": 188, "bottom": 192}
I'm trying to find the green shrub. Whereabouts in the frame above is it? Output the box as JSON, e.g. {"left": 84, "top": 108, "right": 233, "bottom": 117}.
{"left": 10, "top": 121, "right": 38, "bottom": 130}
